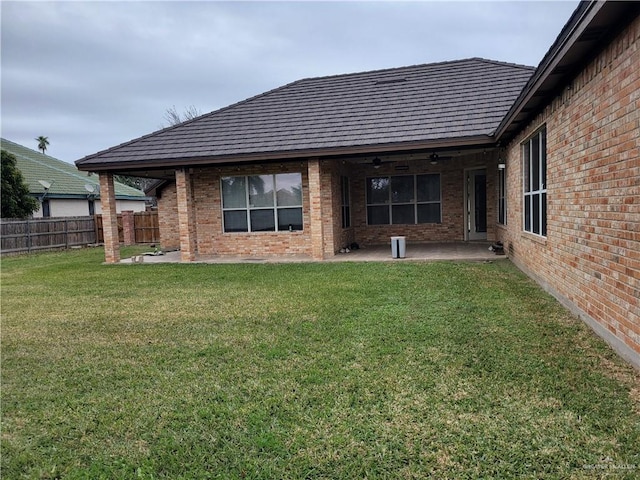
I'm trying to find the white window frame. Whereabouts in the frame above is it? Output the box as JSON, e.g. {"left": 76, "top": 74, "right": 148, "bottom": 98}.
{"left": 522, "top": 127, "right": 547, "bottom": 236}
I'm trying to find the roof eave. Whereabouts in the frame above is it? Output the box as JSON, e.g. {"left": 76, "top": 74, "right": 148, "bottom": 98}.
{"left": 496, "top": 0, "right": 640, "bottom": 142}
{"left": 76, "top": 135, "right": 497, "bottom": 173}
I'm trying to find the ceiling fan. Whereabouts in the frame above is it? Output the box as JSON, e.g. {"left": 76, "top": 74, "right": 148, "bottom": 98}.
{"left": 367, "top": 157, "right": 395, "bottom": 169}
{"left": 428, "top": 153, "right": 452, "bottom": 165}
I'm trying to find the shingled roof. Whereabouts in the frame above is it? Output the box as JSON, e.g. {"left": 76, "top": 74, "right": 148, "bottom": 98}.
{"left": 1, "top": 138, "right": 145, "bottom": 199}
{"left": 76, "top": 58, "right": 534, "bottom": 171}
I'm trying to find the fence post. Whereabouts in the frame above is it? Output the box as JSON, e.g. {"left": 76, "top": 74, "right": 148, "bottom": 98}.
{"left": 94, "top": 214, "right": 100, "bottom": 243}
{"left": 27, "top": 218, "right": 32, "bottom": 253}
{"left": 64, "top": 218, "right": 69, "bottom": 248}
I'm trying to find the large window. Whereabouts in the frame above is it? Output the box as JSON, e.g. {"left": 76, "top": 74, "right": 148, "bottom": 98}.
{"left": 221, "top": 173, "right": 303, "bottom": 233}
{"left": 522, "top": 128, "right": 547, "bottom": 236}
{"left": 367, "top": 174, "right": 441, "bottom": 225}
{"left": 498, "top": 165, "right": 506, "bottom": 225}
{"left": 341, "top": 176, "right": 351, "bottom": 228}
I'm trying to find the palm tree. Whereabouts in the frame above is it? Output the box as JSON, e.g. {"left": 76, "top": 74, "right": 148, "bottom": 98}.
{"left": 36, "top": 136, "right": 49, "bottom": 154}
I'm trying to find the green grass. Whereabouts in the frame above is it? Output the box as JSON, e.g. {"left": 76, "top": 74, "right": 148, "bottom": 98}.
{"left": 2, "top": 247, "right": 639, "bottom": 479}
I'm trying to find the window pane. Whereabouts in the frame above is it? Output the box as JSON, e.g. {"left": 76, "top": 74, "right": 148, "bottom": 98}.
{"left": 524, "top": 195, "right": 531, "bottom": 232}
{"left": 499, "top": 171, "right": 505, "bottom": 224}
{"left": 224, "top": 210, "right": 248, "bottom": 232}
{"left": 542, "top": 192, "right": 547, "bottom": 236}
{"left": 367, "top": 177, "right": 389, "bottom": 204}
{"left": 417, "top": 203, "right": 441, "bottom": 223}
{"left": 341, "top": 176, "right": 350, "bottom": 205}
{"left": 368, "top": 205, "right": 389, "bottom": 225}
{"left": 342, "top": 206, "right": 351, "bottom": 229}
{"left": 532, "top": 135, "right": 540, "bottom": 191}
{"left": 417, "top": 174, "right": 440, "bottom": 202}
{"left": 250, "top": 209, "right": 275, "bottom": 231}
{"left": 392, "top": 205, "right": 414, "bottom": 224}
{"left": 275, "top": 173, "right": 302, "bottom": 206}
{"left": 391, "top": 176, "right": 414, "bottom": 203}
{"left": 277, "top": 207, "right": 303, "bottom": 231}
{"left": 523, "top": 143, "right": 531, "bottom": 193}
{"left": 541, "top": 129, "right": 547, "bottom": 189}
{"left": 533, "top": 193, "right": 540, "bottom": 234}
{"left": 222, "top": 176, "right": 246, "bottom": 208}
{"left": 249, "top": 175, "right": 274, "bottom": 207}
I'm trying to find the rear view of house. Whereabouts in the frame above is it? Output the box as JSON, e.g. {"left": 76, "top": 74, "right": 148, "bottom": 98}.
{"left": 76, "top": 1, "right": 639, "bottom": 367}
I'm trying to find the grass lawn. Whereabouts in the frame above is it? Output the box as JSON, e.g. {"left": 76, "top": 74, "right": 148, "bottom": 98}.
{"left": 2, "top": 247, "right": 639, "bottom": 479}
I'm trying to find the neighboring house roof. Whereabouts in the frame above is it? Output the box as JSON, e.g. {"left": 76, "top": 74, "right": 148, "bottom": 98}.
{"left": 1, "top": 138, "right": 146, "bottom": 200}
{"left": 76, "top": 58, "right": 534, "bottom": 171}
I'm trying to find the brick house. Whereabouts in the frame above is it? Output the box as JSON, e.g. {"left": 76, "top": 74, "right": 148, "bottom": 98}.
{"left": 76, "top": 1, "right": 639, "bottom": 367}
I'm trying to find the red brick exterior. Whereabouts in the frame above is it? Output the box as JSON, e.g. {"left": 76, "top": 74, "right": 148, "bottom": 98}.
{"left": 155, "top": 152, "right": 499, "bottom": 259}
{"left": 98, "top": 173, "right": 120, "bottom": 264}
{"left": 497, "top": 17, "right": 640, "bottom": 361}
{"left": 121, "top": 210, "right": 135, "bottom": 246}
{"left": 308, "top": 159, "right": 327, "bottom": 259}
{"left": 176, "top": 168, "right": 196, "bottom": 262}
{"left": 350, "top": 151, "right": 498, "bottom": 246}
{"left": 157, "top": 182, "right": 180, "bottom": 250}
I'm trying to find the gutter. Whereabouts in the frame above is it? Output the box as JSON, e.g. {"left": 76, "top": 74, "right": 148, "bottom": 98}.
{"left": 75, "top": 135, "right": 497, "bottom": 173}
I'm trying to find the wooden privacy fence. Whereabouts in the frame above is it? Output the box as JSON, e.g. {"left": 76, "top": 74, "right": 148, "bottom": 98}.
{"left": 1, "top": 212, "right": 159, "bottom": 255}
{"left": 95, "top": 211, "right": 160, "bottom": 244}
{"left": 1, "top": 216, "right": 97, "bottom": 254}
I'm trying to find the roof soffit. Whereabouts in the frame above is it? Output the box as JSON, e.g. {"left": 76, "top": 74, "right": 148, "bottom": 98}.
{"left": 496, "top": 0, "right": 640, "bottom": 141}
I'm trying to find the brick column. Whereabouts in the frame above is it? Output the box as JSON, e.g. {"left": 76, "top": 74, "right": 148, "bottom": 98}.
{"left": 320, "top": 161, "right": 336, "bottom": 257}
{"left": 308, "top": 159, "right": 325, "bottom": 260}
{"left": 175, "top": 168, "right": 196, "bottom": 262}
{"left": 121, "top": 210, "right": 135, "bottom": 245}
{"left": 99, "top": 172, "right": 120, "bottom": 263}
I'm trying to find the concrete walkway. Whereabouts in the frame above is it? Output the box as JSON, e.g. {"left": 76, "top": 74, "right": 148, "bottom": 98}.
{"left": 121, "top": 242, "right": 506, "bottom": 264}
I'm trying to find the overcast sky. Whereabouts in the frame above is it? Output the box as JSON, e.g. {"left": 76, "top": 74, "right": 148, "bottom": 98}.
{"left": 1, "top": 0, "right": 579, "bottom": 164}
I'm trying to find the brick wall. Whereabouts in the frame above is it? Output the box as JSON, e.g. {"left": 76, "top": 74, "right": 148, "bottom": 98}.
{"left": 157, "top": 182, "right": 180, "bottom": 250}
{"left": 159, "top": 162, "right": 315, "bottom": 257}
{"left": 351, "top": 151, "right": 498, "bottom": 246}
{"left": 156, "top": 153, "right": 499, "bottom": 256}
{"left": 332, "top": 161, "right": 356, "bottom": 251}
{"left": 498, "top": 16, "right": 640, "bottom": 362}
{"left": 98, "top": 173, "right": 120, "bottom": 263}
{"left": 175, "top": 169, "right": 196, "bottom": 262}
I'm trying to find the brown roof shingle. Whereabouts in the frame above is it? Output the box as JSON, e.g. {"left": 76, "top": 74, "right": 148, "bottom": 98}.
{"left": 76, "top": 58, "right": 534, "bottom": 170}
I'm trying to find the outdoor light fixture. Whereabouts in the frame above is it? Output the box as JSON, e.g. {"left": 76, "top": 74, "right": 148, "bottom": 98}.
{"left": 498, "top": 163, "right": 506, "bottom": 170}
{"left": 430, "top": 153, "right": 439, "bottom": 165}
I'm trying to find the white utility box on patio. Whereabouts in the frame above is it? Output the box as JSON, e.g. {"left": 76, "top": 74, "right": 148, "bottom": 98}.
{"left": 391, "top": 236, "right": 406, "bottom": 259}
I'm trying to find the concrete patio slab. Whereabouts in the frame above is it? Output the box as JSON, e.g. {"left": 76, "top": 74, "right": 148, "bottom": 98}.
{"left": 120, "top": 242, "right": 507, "bottom": 264}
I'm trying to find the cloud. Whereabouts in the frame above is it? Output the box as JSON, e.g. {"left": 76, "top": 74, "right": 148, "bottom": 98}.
{"left": 1, "top": 0, "right": 579, "bottom": 163}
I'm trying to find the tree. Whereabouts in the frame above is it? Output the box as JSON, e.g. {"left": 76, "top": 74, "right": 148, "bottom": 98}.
{"left": 114, "top": 175, "right": 156, "bottom": 192}
{"left": 36, "top": 136, "right": 49, "bottom": 154}
{"left": 163, "top": 105, "right": 202, "bottom": 127}
{"left": 1, "top": 150, "right": 39, "bottom": 218}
